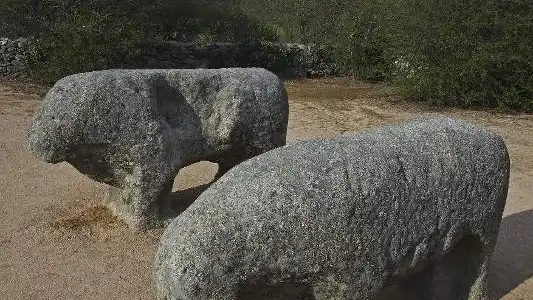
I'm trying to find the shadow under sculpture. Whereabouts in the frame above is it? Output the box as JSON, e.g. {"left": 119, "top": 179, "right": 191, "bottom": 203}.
{"left": 154, "top": 117, "right": 510, "bottom": 300}
{"left": 488, "top": 209, "right": 533, "bottom": 298}
{"left": 27, "top": 68, "right": 289, "bottom": 230}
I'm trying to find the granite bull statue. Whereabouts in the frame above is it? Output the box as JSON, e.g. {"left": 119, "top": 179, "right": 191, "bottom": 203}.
{"left": 28, "top": 68, "right": 289, "bottom": 229}
{"left": 154, "top": 117, "right": 509, "bottom": 300}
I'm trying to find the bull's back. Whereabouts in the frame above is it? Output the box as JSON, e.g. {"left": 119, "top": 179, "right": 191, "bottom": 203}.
{"left": 71, "top": 68, "right": 287, "bottom": 160}
{"left": 191, "top": 117, "right": 509, "bottom": 264}
{"left": 160, "top": 68, "right": 289, "bottom": 156}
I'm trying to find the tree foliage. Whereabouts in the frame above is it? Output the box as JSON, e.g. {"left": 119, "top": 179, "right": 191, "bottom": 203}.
{"left": 0, "top": 0, "right": 277, "bottom": 82}
{"left": 0, "top": 0, "right": 275, "bottom": 41}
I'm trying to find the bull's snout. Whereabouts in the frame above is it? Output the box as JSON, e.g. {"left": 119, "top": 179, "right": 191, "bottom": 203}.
{"left": 27, "top": 122, "right": 69, "bottom": 164}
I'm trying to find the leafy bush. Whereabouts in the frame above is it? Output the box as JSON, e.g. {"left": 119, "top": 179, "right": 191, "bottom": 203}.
{"left": 2, "top": 0, "right": 279, "bottom": 82}
{"left": 340, "top": 1, "right": 393, "bottom": 82}
{"left": 28, "top": 8, "right": 144, "bottom": 83}
{"left": 234, "top": 42, "right": 299, "bottom": 74}
{"left": 386, "top": 0, "right": 533, "bottom": 111}
{"left": 3, "top": 0, "right": 532, "bottom": 111}
{"left": 239, "top": 0, "right": 533, "bottom": 111}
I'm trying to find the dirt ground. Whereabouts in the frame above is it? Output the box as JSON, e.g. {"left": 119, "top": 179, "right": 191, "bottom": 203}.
{"left": 0, "top": 78, "right": 532, "bottom": 299}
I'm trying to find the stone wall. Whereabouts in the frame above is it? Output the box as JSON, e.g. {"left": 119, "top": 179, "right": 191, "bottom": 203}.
{"left": 0, "top": 38, "right": 344, "bottom": 78}
{"left": 135, "top": 42, "right": 345, "bottom": 78}
{"left": 0, "top": 38, "right": 31, "bottom": 77}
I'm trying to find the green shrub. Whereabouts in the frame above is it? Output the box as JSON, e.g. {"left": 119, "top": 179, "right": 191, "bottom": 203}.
{"left": 28, "top": 9, "right": 144, "bottom": 83}
{"left": 338, "top": 1, "right": 393, "bottom": 82}
{"left": 238, "top": 0, "right": 533, "bottom": 111}
{"left": 234, "top": 42, "right": 300, "bottom": 74}
{"left": 4, "top": 0, "right": 533, "bottom": 111}
{"left": 2, "top": 0, "right": 279, "bottom": 82}
{"left": 388, "top": 0, "right": 533, "bottom": 111}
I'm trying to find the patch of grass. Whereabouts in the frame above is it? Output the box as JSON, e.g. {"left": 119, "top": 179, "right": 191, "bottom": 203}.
{"left": 50, "top": 205, "right": 122, "bottom": 231}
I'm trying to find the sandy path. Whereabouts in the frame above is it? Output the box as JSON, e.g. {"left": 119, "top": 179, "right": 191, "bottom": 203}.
{"left": 0, "top": 79, "right": 532, "bottom": 299}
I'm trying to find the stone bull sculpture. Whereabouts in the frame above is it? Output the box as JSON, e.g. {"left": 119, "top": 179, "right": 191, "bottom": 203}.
{"left": 28, "top": 68, "right": 289, "bottom": 229}
{"left": 154, "top": 117, "right": 509, "bottom": 300}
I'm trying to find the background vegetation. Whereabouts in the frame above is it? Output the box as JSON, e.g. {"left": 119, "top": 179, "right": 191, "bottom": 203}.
{"left": 0, "top": 0, "right": 531, "bottom": 111}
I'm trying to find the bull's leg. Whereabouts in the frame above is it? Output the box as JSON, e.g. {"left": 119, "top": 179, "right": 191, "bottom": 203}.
{"left": 214, "top": 146, "right": 268, "bottom": 180}
{"left": 345, "top": 285, "right": 382, "bottom": 300}
{"left": 213, "top": 151, "right": 248, "bottom": 180}
{"left": 328, "top": 278, "right": 384, "bottom": 300}
{"left": 105, "top": 170, "right": 174, "bottom": 230}
{"left": 432, "top": 235, "right": 490, "bottom": 300}
{"left": 215, "top": 159, "right": 240, "bottom": 180}
{"left": 237, "top": 282, "right": 314, "bottom": 300}
{"left": 465, "top": 254, "right": 491, "bottom": 300}
{"left": 399, "top": 263, "right": 435, "bottom": 300}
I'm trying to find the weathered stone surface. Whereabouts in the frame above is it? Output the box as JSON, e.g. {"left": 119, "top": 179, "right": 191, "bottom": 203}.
{"left": 0, "top": 37, "right": 30, "bottom": 76}
{"left": 154, "top": 117, "right": 510, "bottom": 300}
{"left": 28, "top": 68, "right": 289, "bottom": 229}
